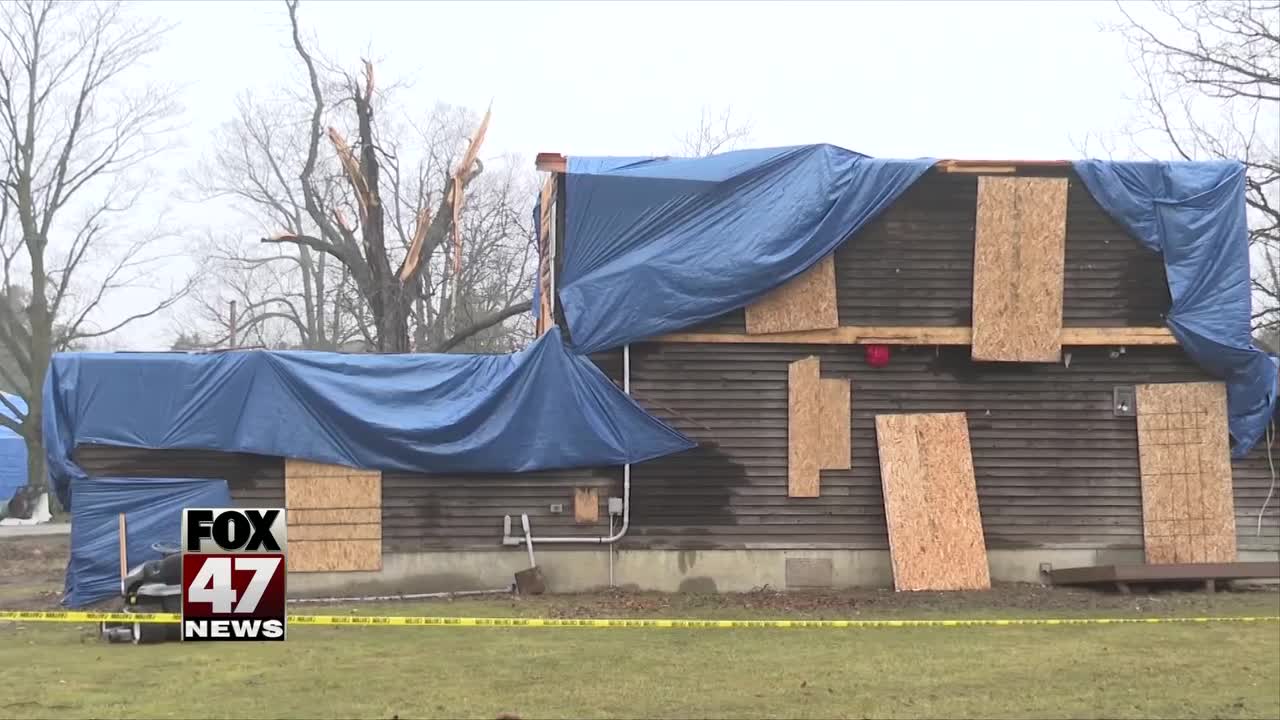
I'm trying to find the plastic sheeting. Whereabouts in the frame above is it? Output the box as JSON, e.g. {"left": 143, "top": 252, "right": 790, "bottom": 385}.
{"left": 0, "top": 393, "right": 26, "bottom": 504}
{"left": 557, "top": 145, "right": 936, "bottom": 354}
{"left": 1074, "top": 160, "right": 1278, "bottom": 457}
{"left": 65, "top": 476, "right": 230, "bottom": 607}
{"left": 554, "top": 148, "right": 1272, "bottom": 456}
{"left": 44, "top": 328, "right": 694, "bottom": 510}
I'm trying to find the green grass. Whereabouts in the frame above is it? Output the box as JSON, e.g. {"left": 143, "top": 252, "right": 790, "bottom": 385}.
{"left": 3, "top": 595, "right": 1279, "bottom": 719}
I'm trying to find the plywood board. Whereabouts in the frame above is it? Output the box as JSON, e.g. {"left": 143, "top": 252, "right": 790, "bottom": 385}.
{"left": 746, "top": 256, "right": 838, "bottom": 335}
{"left": 875, "top": 412, "right": 991, "bottom": 591}
{"left": 658, "top": 326, "right": 1176, "bottom": 346}
{"left": 971, "top": 176, "right": 1068, "bottom": 362}
{"left": 287, "top": 508, "right": 380, "bottom": 525}
{"left": 818, "top": 378, "right": 851, "bottom": 470}
{"left": 788, "top": 357, "right": 822, "bottom": 498}
{"left": 286, "top": 475, "right": 382, "bottom": 510}
{"left": 288, "top": 540, "right": 382, "bottom": 572}
{"left": 574, "top": 487, "right": 599, "bottom": 524}
{"left": 290, "top": 523, "right": 382, "bottom": 541}
{"left": 284, "top": 459, "right": 359, "bottom": 478}
{"left": 1136, "top": 382, "right": 1236, "bottom": 564}
{"left": 285, "top": 459, "right": 383, "bottom": 573}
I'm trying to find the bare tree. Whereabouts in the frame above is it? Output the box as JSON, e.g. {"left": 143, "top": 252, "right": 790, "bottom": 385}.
{"left": 1115, "top": 0, "right": 1280, "bottom": 331}
{"left": 678, "top": 105, "right": 754, "bottom": 157}
{"left": 186, "top": 85, "right": 363, "bottom": 351}
{"left": 204, "top": 0, "right": 531, "bottom": 354}
{"left": 0, "top": 1, "right": 186, "bottom": 492}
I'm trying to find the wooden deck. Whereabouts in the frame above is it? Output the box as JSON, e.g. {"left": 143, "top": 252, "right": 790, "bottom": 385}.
{"left": 1049, "top": 562, "right": 1280, "bottom": 594}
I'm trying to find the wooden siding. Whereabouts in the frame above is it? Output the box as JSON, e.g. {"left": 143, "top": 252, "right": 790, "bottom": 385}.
{"left": 64, "top": 166, "right": 1275, "bottom": 557}
{"left": 71, "top": 344, "right": 1278, "bottom": 554}
{"left": 73, "top": 446, "right": 284, "bottom": 508}
{"left": 696, "top": 170, "right": 1171, "bottom": 333}
{"left": 380, "top": 467, "right": 619, "bottom": 551}
{"left": 621, "top": 342, "right": 1278, "bottom": 552}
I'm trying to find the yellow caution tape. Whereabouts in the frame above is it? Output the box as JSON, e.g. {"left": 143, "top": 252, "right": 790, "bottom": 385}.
{"left": 2, "top": 610, "right": 1278, "bottom": 628}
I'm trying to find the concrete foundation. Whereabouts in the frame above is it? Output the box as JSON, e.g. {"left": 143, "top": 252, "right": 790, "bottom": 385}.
{"left": 284, "top": 547, "right": 1280, "bottom": 597}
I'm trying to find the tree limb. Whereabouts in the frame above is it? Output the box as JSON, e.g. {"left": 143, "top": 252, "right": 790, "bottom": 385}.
{"left": 433, "top": 299, "right": 531, "bottom": 353}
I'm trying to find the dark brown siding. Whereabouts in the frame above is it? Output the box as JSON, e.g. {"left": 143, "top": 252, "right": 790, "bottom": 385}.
{"left": 382, "top": 467, "right": 621, "bottom": 551}
{"left": 72, "top": 446, "right": 619, "bottom": 551}
{"left": 74, "top": 446, "right": 284, "bottom": 507}
{"left": 693, "top": 170, "right": 1171, "bottom": 333}
{"left": 622, "top": 342, "right": 1278, "bottom": 552}
{"left": 69, "top": 343, "right": 1278, "bottom": 554}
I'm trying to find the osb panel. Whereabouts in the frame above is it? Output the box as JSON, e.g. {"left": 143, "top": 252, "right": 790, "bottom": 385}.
{"left": 1144, "top": 536, "right": 1179, "bottom": 564}
{"left": 290, "top": 523, "right": 382, "bottom": 541}
{"left": 286, "top": 474, "right": 382, "bottom": 510}
{"left": 287, "top": 508, "right": 380, "bottom": 525}
{"left": 818, "top": 378, "right": 851, "bottom": 470}
{"left": 1204, "top": 532, "right": 1239, "bottom": 564}
{"left": 788, "top": 357, "right": 822, "bottom": 498}
{"left": 746, "top": 256, "right": 838, "bottom": 335}
{"left": 574, "top": 487, "right": 599, "bottom": 524}
{"left": 1136, "top": 382, "right": 1236, "bottom": 564}
{"left": 287, "top": 540, "right": 382, "bottom": 572}
{"left": 971, "top": 177, "right": 1068, "bottom": 362}
{"left": 875, "top": 412, "right": 991, "bottom": 591}
{"left": 284, "top": 458, "right": 360, "bottom": 479}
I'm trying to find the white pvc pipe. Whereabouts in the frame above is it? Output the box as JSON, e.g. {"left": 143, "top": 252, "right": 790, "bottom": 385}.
{"left": 506, "top": 344, "right": 632, "bottom": 546}
{"left": 608, "top": 515, "right": 616, "bottom": 587}
{"left": 288, "top": 588, "right": 511, "bottom": 604}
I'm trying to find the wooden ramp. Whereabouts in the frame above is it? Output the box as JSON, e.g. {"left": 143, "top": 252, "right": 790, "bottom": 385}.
{"left": 1048, "top": 562, "right": 1280, "bottom": 594}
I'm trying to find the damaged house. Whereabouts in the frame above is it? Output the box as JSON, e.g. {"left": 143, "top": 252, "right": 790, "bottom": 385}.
{"left": 48, "top": 146, "right": 1279, "bottom": 604}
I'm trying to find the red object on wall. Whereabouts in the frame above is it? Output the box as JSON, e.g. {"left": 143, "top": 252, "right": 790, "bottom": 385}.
{"left": 865, "top": 344, "right": 891, "bottom": 368}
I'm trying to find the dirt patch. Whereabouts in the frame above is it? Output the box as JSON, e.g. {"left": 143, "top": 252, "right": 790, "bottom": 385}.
{"left": 526, "top": 583, "right": 1280, "bottom": 619}
{"left": 0, "top": 536, "right": 69, "bottom": 610}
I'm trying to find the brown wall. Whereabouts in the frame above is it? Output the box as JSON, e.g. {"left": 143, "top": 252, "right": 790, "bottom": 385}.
{"left": 74, "top": 446, "right": 285, "bottom": 507}
{"left": 697, "top": 169, "right": 1172, "bottom": 333}
{"left": 68, "top": 167, "right": 1276, "bottom": 555}
{"left": 74, "top": 342, "right": 1280, "bottom": 553}
{"left": 622, "top": 342, "right": 1277, "bottom": 553}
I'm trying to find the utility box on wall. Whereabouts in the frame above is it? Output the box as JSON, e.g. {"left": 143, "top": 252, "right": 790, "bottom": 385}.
{"left": 1114, "top": 386, "right": 1136, "bottom": 417}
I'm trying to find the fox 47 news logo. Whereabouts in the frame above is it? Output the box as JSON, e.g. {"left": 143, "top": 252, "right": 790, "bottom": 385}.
{"left": 181, "top": 508, "right": 287, "bottom": 642}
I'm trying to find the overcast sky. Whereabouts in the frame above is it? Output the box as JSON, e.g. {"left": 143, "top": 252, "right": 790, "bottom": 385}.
{"left": 101, "top": 0, "right": 1155, "bottom": 348}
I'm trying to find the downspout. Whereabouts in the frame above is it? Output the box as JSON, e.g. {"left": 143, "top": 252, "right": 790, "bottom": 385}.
{"left": 503, "top": 343, "right": 632, "bottom": 546}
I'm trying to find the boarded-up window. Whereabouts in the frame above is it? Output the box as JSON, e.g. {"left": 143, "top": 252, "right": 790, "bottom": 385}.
{"left": 819, "top": 378, "right": 851, "bottom": 471}
{"left": 574, "top": 487, "right": 599, "bottom": 524}
{"left": 971, "top": 177, "right": 1068, "bottom": 362}
{"left": 875, "top": 412, "right": 991, "bottom": 591}
{"left": 1136, "top": 382, "right": 1236, "bottom": 564}
{"left": 285, "top": 459, "right": 382, "bottom": 572}
{"left": 788, "top": 358, "right": 852, "bottom": 498}
{"left": 788, "top": 357, "right": 822, "bottom": 498}
{"left": 746, "top": 256, "right": 838, "bottom": 334}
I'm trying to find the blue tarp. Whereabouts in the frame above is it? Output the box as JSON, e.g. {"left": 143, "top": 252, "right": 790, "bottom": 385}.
{"left": 42, "top": 146, "right": 1277, "bottom": 539}
{"left": 65, "top": 476, "right": 231, "bottom": 607}
{"left": 0, "top": 392, "right": 26, "bottom": 504}
{"left": 557, "top": 145, "right": 936, "bottom": 354}
{"left": 1074, "top": 160, "right": 1278, "bottom": 457}
{"left": 44, "top": 328, "right": 694, "bottom": 510}
{"left": 551, "top": 147, "right": 1274, "bottom": 456}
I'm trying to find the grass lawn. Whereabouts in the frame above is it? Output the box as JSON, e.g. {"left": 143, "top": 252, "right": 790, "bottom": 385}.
{"left": 2, "top": 593, "right": 1279, "bottom": 720}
